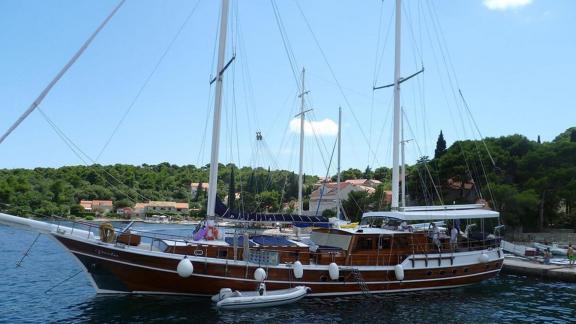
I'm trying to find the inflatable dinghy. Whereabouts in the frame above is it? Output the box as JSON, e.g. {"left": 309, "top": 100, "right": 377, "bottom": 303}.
{"left": 212, "top": 284, "right": 310, "bottom": 310}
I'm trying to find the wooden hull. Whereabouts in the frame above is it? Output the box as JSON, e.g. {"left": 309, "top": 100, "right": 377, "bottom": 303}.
{"left": 55, "top": 234, "right": 503, "bottom": 297}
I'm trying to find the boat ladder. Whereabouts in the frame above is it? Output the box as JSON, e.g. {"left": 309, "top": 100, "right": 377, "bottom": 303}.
{"left": 350, "top": 268, "right": 371, "bottom": 296}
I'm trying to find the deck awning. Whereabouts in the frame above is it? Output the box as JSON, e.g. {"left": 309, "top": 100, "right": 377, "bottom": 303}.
{"left": 215, "top": 196, "right": 330, "bottom": 227}
{"left": 362, "top": 204, "right": 499, "bottom": 221}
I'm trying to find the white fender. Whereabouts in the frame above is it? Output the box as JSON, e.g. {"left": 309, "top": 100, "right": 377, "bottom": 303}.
{"left": 328, "top": 263, "right": 339, "bottom": 280}
{"left": 254, "top": 267, "right": 267, "bottom": 282}
{"left": 394, "top": 264, "right": 405, "bottom": 281}
{"left": 177, "top": 256, "right": 194, "bottom": 278}
{"left": 293, "top": 261, "right": 304, "bottom": 279}
{"left": 479, "top": 253, "right": 489, "bottom": 263}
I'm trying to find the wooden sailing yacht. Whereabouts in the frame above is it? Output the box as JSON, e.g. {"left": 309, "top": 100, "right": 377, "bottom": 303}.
{"left": 0, "top": 0, "right": 503, "bottom": 297}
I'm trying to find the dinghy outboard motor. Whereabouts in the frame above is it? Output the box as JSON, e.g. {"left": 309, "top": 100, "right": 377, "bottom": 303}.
{"left": 258, "top": 282, "right": 266, "bottom": 296}
{"left": 212, "top": 288, "right": 242, "bottom": 302}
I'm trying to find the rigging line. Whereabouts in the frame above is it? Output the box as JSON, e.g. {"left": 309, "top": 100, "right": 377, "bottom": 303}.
{"left": 374, "top": 6, "right": 396, "bottom": 87}
{"left": 95, "top": 0, "right": 202, "bottom": 162}
{"left": 459, "top": 90, "right": 496, "bottom": 204}
{"left": 402, "top": 0, "right": 423, "bottom": 64}
{"left": 370, "top": 0, "right": 385, "bottom": 170}
{"left": 426, "top": 0, "right": 461, "bottom": 89}
{"left": 419, "top": 4, "right": 475, "bottom": 187}
{"left": 370, "top": 94, "right": 394, "bottom": 168}
{"left": 44, "top": 270, "right": 84, "bottom": 294}
{"left": 270, "top": 0, "right": 302, "bottom": 92}
{"left": 196, "top": 88, "right": 215, "bottom": 166}
{"left": 314, "top": 137, "right": 338, "bottom": 217}
{"left": 424, "top": 0, "right": 470, "bottom": 142}
{"left": 372, "top": 0, "right": 388, "bottom": 85}
{"left": 231, "top": 52, "right": 244, "bottom": 172}
{"left": 0, "top": 0, "right": 126, "bottom": 145}
{"left": 459, "top": 90, "right": 496, "bottom": 167}
{"left": 403, "top": 111, "right": 443, "bottom": 205}
{"left": 235, "top": 6, "right": 261, "bottom": 139}
{"left": 37, "top": 108, "right": 146, "bottom": 204}
{"left": 293, "top": 1, "right": 381, "bottom": 167}
{"left": 309, "top": 111, "right": 331, "bottom": 168}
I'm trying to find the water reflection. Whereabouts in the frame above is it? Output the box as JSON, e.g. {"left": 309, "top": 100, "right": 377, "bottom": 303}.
{"left": 1, "top": 225, "right": 575, "bottom": 323}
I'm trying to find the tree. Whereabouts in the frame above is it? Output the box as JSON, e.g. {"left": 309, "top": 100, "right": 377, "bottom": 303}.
{"left": 342, "top": 190, "right": 370, "bottom": 222}
{"left": 434, "top": 130, "right": 447, "bottom": 159}
{"left": 227, "top": 168, "right": 236, "bottom": 210}
{"left": 258, "top": 191, "right": 280, "bottom": 212}
{"left": 322, "top": 209, "right": 336, "bottom": 218}
{"left": 373, "top": 167, "right": 390, "bottom": 182}
{"left": 571, "top": 130, "right": 576, "bottom": 143}
{"left": 70, "top": 204, "right": 85, "bottom": 216}
{"left": 363, "top": 166, "right": 373, "bottom": 180}
{"left": 537, "top": 135, "right": 541, "bottom": 144}
{"left": 340, "top": 168, "right": 362, "bottom": 181}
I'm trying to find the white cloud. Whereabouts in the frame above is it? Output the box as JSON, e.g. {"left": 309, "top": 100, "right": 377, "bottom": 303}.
{"left": 483, "top": 0, "right": 532, "bottom": 10}
{"left": 289, "top": 118, "right": 338, "bottom": 137}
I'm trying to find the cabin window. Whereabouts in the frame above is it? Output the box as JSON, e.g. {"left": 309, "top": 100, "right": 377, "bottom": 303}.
{"left": 357, "top": 237, "right": 373, "bottom": 250}
{"left": 379, "top": 238, "right": 391, "bottom": 249}
{"left": 393, "top": 236, "right": 409, "bottom": 248}
{"left": 218, "top": 250, "right": 228, "bottom": 258}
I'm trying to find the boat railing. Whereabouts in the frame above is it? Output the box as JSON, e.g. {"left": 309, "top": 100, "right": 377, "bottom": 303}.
{"left": 52, "top": 217, "right": 195, "bottom": 248}
{"left": 410, "top": 238, "right": 501, "bottom": 255}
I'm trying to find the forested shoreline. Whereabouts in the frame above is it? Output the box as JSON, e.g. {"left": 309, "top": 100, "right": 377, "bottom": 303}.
{"left": 1, "top": 127, "right": 574, "bottom": 232}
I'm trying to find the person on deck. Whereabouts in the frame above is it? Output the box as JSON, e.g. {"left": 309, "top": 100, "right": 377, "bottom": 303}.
{"left": 568, "top": 244, "right": 575, "bottom": 266}
{"left": 429, "top": 222, "right": 440, "bottom": 248}
{"left": 450, "top": 226, "right": 458, "bottom": 250}
{"left": 543, "top": 248, "right": 551, "bottom": 265}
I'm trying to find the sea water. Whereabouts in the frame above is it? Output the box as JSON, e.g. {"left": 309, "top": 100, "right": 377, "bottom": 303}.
{"left": 1, "top": 224, "right": 575, "bottom": 323}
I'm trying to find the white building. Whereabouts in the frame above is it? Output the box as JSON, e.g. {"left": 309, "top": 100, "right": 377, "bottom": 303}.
{"left": 309, "top": 182, "right": 376, "bottom": 214}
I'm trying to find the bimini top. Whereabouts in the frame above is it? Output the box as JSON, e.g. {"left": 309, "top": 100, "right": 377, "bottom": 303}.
{"left": 361, "top": 204, "right": 499, "bottom": 221}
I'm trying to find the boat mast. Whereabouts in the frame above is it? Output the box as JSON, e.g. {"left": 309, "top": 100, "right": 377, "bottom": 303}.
{"left": 297, "top": 68, "right": 309, "bottom": 216}
{"left": 391, "top": 0, "right": 402, "bottom": 211}
{"left": 401, "top": 108, "right": 406, "bottom": 208}
{"left": 207, "top": 0, "right": 230, "bottom": 218}
{"left": 0, "top": 0, "right": 126, "bottom": 145}
{"left": 336, "top": 106, "right": 342, "bottom": 219}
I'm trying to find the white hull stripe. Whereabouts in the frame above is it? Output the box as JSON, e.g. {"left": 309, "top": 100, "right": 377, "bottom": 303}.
{"left": 94, "top": 283, "right": 477, "bottom": 297}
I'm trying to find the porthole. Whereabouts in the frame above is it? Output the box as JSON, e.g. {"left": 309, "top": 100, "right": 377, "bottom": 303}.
{"left": 426, "top": 271, "right": 432, "bottom": 276}
{"left": 464, "top": 268, "right": 469, "bottom": 273}
{"left": 452, "top": 269, "right": 457, "bottom": 275}
{"left": 320, "top": 275, "right": 328, "bottom": 282}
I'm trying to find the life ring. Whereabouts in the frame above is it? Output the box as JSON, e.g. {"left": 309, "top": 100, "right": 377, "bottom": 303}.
{"left": 99, "top": 222, "right": 116, "bottom": 243}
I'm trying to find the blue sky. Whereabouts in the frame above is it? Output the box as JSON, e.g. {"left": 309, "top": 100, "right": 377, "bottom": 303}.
{"left": 1, "top": 0, "right": 574, "bottom": 176}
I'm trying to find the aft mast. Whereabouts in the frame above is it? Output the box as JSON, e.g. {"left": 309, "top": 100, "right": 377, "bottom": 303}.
{"left": 391, "top": 0, "right": 402, "bottom": 211}
{"left": 336, "top": 106, "right": 342, "bottom": 219}
{"left": 296, "top": 68, "right": 310, "bottom": 216}
{"left": 207, "top": 0, "right": 230, "bottom": 218}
